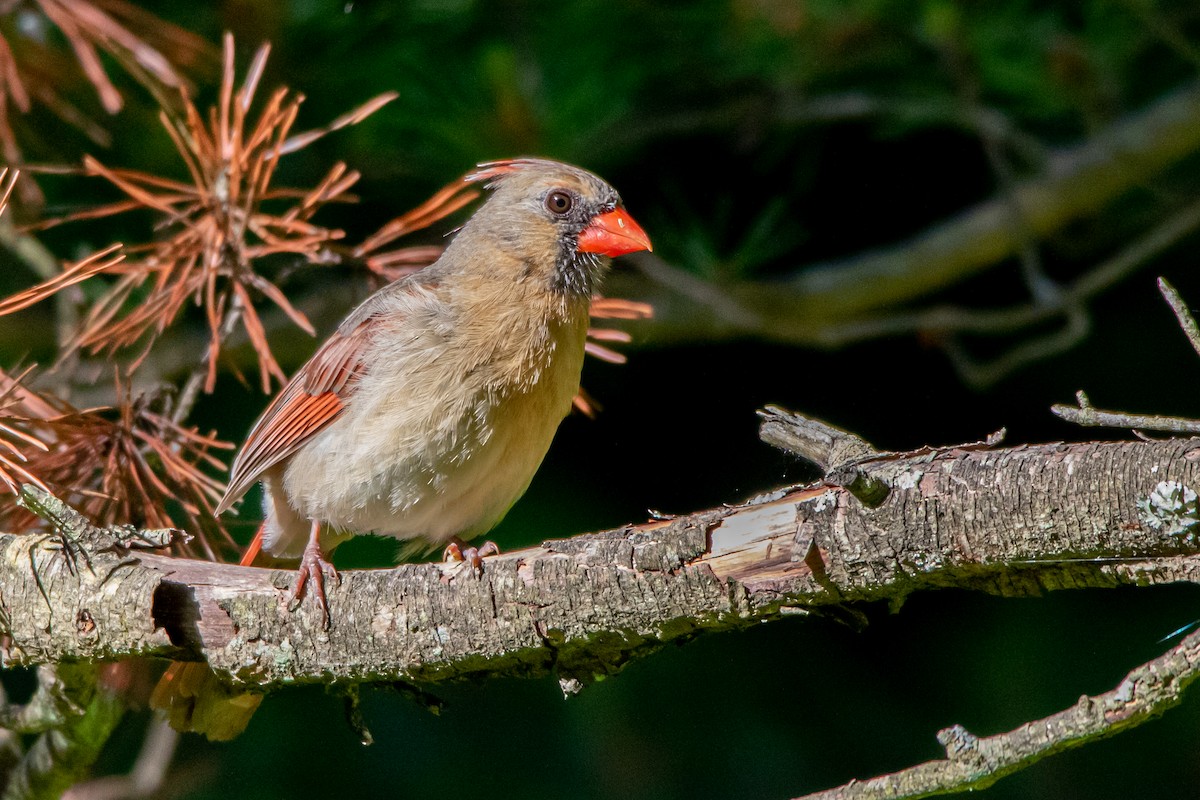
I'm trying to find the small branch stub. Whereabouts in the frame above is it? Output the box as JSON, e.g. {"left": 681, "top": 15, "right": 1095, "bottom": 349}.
{"left": 758, "top": 405, "right": 879, "bottom": 469}
{"left": 1, "top": 488, "right": 182, "bottom": 666}
{"left": 16, "top": 485, "right": 184, "bottom": 553}
{"left": 757, "top": 405, "right": 890, "bottom": 506}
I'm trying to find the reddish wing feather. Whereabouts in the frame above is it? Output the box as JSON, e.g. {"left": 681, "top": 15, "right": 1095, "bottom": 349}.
{"left": 217, "top": 317, "right": 374, "bottom": 512}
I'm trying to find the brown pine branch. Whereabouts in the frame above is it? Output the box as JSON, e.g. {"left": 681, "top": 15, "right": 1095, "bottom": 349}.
{"left": 0, "top": 0, "right": 211, "bottom": 206}
{"left": 12, "top": 34, "right": 398, "bottom": 394}
{"left": 0, "top": 371, "right": 235, "bottom": 561}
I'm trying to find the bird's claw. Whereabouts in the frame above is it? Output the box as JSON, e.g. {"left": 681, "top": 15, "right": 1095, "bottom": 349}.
{"left": 289, "top": 543, "right": 339, "bottom": 629}
{"left": 443, "top": 538, "right": 499, "bottom": 577}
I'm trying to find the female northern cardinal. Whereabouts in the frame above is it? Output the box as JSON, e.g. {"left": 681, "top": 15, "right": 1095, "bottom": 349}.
{"left": 152, "top": 158, "right": 651, "bottom": 738}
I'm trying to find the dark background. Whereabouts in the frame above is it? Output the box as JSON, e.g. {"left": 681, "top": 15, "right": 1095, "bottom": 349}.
{"left": 7, "top": 1, "right": 1200, "bottom": 797}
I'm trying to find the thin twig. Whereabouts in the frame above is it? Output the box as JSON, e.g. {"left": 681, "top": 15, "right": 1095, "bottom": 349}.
{"left": 797, "top": 626, "right": 1200, "bottom": 800}
{"left": 1051, "top": 390, "right": 1200, "bottom": 434}
{"left": 1157, "top": 276, "right": 1200, "bottom": 360}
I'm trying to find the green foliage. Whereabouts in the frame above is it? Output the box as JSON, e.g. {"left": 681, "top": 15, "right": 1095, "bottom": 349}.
{"left": 22, "top": 0, "right": 1195, "bottom": 286}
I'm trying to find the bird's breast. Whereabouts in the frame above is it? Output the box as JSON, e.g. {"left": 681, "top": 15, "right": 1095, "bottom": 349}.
{"left": 280, "top": 309, "right": 589, "bottom": 543}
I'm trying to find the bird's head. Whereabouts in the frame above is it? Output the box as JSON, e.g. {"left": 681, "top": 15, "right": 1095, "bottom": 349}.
{"left": 457, "top": 158, "right": 652, "bottom": 297}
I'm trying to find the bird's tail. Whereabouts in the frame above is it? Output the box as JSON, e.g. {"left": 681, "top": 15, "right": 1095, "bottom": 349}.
{"left": 149, "top": 525, "right": 265, "bottom": 741}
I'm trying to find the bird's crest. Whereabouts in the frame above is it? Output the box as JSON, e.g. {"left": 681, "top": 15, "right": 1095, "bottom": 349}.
{"left": 464, "top": 158, "right": 569, "bottom": 189}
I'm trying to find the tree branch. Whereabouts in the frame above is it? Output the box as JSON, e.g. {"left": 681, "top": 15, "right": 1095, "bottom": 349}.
{"left": 3, "top": 434, "right": 1200, "bottom": 696}
{"left": 2, "top": 416, "right": 1200, "bottom": 797}
{"left": 1052, "top": 390, "right": 1200, "bottom": 434}
{"left": 797, "top": 624, "right": 1200, "bottom": 800}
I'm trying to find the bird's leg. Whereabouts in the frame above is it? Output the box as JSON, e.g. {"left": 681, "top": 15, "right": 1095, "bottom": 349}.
{"left": 442, "top": 536, "right": 500, "bottom": 577}
{"left": 289, "top": 519, "right": 339, "bottom": 628}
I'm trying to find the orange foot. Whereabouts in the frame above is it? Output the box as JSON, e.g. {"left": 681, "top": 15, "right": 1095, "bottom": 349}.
{"left": 443, "top": 536, "right": 500, "bottom": 577}
{"left": 290, "top": 522, "right": 340, "bottom": 629}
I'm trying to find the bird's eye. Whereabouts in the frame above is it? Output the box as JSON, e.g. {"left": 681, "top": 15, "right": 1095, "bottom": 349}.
{"left": 545, "top": 191, "right": 573, "bottom": 215}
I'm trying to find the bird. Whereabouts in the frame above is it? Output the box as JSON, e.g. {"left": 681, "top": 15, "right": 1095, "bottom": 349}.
{"left": 150, "top": 157, "right": 651, "bottom": 738}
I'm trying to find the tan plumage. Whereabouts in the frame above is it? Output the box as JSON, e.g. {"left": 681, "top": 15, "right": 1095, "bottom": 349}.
{"left": 151, "top": 157, "right": 651, "bottom": 739}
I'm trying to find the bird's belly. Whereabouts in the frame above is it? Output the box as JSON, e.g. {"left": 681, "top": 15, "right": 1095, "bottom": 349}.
{"left": 280, "top": 331, "right": 584, "bottom": 546}
{"left": 331, "top": 386, "right": 570, "bottom": 542}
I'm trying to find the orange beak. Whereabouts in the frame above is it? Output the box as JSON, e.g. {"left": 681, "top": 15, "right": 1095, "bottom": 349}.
{"left": 577, "top": 207, "right": 652, "bottom": 257}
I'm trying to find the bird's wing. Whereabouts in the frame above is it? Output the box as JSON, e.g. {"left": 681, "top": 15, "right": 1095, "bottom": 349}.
{"left": 216, "top": 306, "right": 377, "bottom": 513}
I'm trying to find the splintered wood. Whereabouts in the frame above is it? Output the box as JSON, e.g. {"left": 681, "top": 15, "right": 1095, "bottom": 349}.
{"left": 703, "top": 486, "right": 833, "bottom": 585}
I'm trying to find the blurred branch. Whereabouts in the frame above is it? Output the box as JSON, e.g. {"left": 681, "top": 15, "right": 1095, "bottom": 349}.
{"left": 613, "top": 79, "right": 1200, "bottom": 347}
{"left": 943, "top": 303, "right": 1090, "bottom": 388}
{"left": 60, "top": 720, "right": 178, "bottom": 800}
{"left": 0, "top": 663, "right": 124, "bottom": 800}
{"left": 935, "top": 17, "right": 1055, "bottom": 304}
{"left": 834, "top": 201, "right": 1200, "bottom": 386}
{"left": 819, "top": 198, "right": 1200, "bottom": 342}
